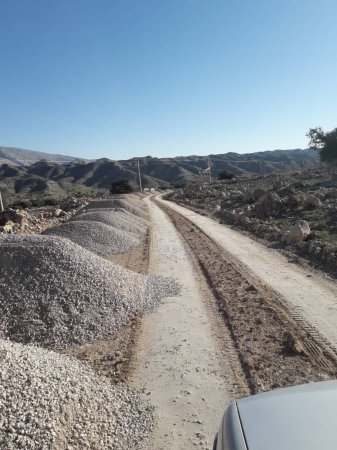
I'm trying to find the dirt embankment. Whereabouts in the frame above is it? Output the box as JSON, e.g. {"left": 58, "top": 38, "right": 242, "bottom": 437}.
{"left": 160, "top": 203, "right": 337, "bottom": 394}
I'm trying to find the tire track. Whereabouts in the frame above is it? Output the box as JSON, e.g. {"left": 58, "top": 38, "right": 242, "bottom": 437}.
{"left": 160, "top": 202, "right": 337, "bottom": 394}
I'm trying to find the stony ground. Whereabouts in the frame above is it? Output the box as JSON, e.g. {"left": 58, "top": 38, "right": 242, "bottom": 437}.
{"left": 169, "top": 165, "right": 337, "bottom": 276}
{"left": 84, "top": 198, "right": 148, "bottom": 220}
{"left": 3, "top": 188, "right": 337, "bottom": 449}
{"left": 62, "top": 233, "right": 150, "bottom": 384}
{"left": 0, "top": 234, "right": 179, "bottom": 348}
{"left": 0, "top": 197, "right": 87, "bottom": 235}
{"left": 0, "top": 339, "right": 155, "bottom": 450}
{"left": 43, "top": 220, "right": 140, "bottom": 257}
{"left": 0, "top": 195, "right": 178, "bottom": 450}
{"left": 69, "top": 209, "right": 148, "bottom": 237}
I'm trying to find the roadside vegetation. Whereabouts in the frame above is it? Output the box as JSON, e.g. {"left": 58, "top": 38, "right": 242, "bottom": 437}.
{"left": 3, "top": 185, "right": 108, "bottom": 209}
{"left": 307, "top": 127, "right": 337, "bottom": 164}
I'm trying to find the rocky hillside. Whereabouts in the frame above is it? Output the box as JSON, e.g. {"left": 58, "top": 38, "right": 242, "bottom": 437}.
{"left": 0, "top": 146, "right": 78, "bottom": 166}
{"left": 169, "top": 165, "right": 337, "bottom": 276}
{"left": 0, "top": 148, "right": 319, "bottom": 205}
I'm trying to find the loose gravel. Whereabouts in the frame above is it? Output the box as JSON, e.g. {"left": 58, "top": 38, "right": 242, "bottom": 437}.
{"left": 0, "top": 235, "right": 179, "bottom": 348}
{"left": 83, "top": 199, "right": 148, "bottom": 219}
{"left": 0, "top": 339, "right": 154, "bottom": 450}
{"left": 42, "top": 220, "right": 140, "bottom": 257}
{"left": 70, "top": 210, "right": 148, "bottom": 237}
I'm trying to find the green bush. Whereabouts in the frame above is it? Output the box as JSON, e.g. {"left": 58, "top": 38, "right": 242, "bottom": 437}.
{"left": 11, "top": 199, "right": 32, "bottom": 209}
{"left": 307, "top": 127, "right": 337, "bottom": 164}
{"left": 218, "top": 170, "right": 235, "bottom": 180}
{"left": 110, "top": 180, "right": 134, "bottom": 194}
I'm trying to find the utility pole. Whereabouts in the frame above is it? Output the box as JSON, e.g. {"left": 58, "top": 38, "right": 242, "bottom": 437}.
{"left": 0, "top": 191, "right": 4, "bottom": 212}
{"left": 137, "top": 160, "right": 143, "bottom": 192}
{"left": 208, "top": 157, "right": 212, "bottom": 182}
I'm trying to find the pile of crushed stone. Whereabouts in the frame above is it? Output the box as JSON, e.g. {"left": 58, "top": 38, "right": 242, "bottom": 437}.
{"left": 0, "top": 339, "right": 154, "bottom": 449}
{"left": 70, "top": 209, "right": 148, "bottom": 237}
{"left": 42, "top": 220, "right": 140, "bottom": 257}
{"left": 83, "top": 199, "right": 148, "bottom": 219}
{"left": 0, "top": 235, "right": 179, "bottom": 348}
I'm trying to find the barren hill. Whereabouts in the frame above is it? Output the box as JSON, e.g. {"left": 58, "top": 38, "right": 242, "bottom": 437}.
{"left": 0, "top": 147, "right": 319, "bottom": 205}
{"left": 0, "top": 146, "right": 79, "bottom": 166}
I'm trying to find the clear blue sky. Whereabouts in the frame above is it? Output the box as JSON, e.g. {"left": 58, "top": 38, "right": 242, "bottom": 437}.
{"left": 0, "top": 0, "right": 336, "bottom": 160}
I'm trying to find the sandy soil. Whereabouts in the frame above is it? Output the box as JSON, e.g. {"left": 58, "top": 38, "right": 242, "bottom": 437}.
{"left": 131, "top": 197, "right": 248, "bottom": 450}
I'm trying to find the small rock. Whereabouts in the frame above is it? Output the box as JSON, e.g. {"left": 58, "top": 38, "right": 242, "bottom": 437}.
{"left": 287, "top": 220, "right": 311, "bottom": 244}
{"left": 287, "top": 334, "right": 305, "bottom": 355}
{"left": 52, "top": 208, "right": 63, "bottom": 218}
{"left": 253, "top": 188, "right": 267, "bottom": 201}
{"left": 2, "top": 223, "right": 13, "bottom": 233}
{"left": 304, "top": 195, "right": 322, "bottom": 208}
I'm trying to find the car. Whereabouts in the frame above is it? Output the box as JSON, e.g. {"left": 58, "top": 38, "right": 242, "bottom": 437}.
{"left": 214, "top": 380, "right": 337, "bottom": 450}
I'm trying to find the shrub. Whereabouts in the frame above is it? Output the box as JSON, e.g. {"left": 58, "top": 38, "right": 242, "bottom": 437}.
{"left": 110, "top": 180, "right": 133, "bottom": 195}
{"left": 218, "top": 170, "right": 235, "bottom": 180}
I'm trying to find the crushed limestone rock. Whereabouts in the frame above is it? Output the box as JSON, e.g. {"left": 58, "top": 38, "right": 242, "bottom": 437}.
{"left": 83, "top": 199, "right": 148, "bottom": 219}
{"left": 0, "top": 235, "right": 180, "bottom": 348}
{"left": 70, "top": 209, "right": 148, "bottom": 237}
{"left": 42, "top": 220, "right": 140, "bottom": 257}
{"left": 0, "top": 339, "right": 154, "bottom": 449}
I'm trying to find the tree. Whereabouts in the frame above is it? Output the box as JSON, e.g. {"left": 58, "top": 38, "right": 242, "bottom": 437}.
{"left": 307, "top": 127, "right": 337, "bottom": 163}
{"left": 110, "top": 179, "right": 133, "bottom": 195}
{"left": 218, "top": 170, "right": 234, "bottom": 180}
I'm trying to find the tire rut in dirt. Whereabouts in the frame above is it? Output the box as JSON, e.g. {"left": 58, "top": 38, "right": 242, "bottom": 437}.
{"left": 161, "top": 203, "right": 337, "bottom": 394}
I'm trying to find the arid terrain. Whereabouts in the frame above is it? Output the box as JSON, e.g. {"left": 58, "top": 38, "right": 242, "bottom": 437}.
{"left": 1, "top": 0, "right": 335, "bottom": 447}
{"left": 170, "top": 165, "right": 337, "bottom": 276}
{"left": 1, "top": 182, "right": 337, "bottom": 449}
{"left": 0, "top": 147, "right": 319, "bottom": 206}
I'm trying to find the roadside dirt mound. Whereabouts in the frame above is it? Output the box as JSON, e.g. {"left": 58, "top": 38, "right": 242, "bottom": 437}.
{"left": 0, "top": 235, "right": 179, "bottom": 348}
{"left": 43, "top": 220, "right": 140, "bottom": 257}
{"left": 70, "top": 210, "right": 148, "bottom": 237}
{"left": 0, "top": 339, "right": 154, "bottom": 449}
{"left": 83, "top": 198, "right": 148, "bottom": 219}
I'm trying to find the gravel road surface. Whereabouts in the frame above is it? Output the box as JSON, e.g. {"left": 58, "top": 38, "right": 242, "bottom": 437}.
{"left": 159, "top": 197, "right": 337, "bottom": 360}
{"left": 132, "top": 197, "right": 248, "bottom": 450}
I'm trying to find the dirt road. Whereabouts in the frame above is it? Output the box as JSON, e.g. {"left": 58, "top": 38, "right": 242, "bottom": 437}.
{"left": 132, "top": 195, "right": 337, "bottom": 449}
{"left": 159, "top": 197, "right": 337, "bottom": 360}
{"left": 132, "top": 197, "right": 248, "bottom": 450}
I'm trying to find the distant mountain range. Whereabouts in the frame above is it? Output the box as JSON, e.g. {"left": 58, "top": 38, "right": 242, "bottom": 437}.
{"left": 0, "top": 147, "right": 78, "bottom": 166}
{"left": 0, "top": 146, "right": 319, "bottom": 204}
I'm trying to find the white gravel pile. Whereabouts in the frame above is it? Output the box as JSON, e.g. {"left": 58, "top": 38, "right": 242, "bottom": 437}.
{"left": 42, "top": 220, "right": 140, "bottom": 257}
{"left": 84, "top": 199, "right": 148, "bottom": 219}
{"left": 70, "top": 209, "right": 148, "bottom": 237}
{"left": 0, "top": 339, "right": 154, "bottom": 449}
{"left": 0, "top": 235, "right": 179, "bottom": 348}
